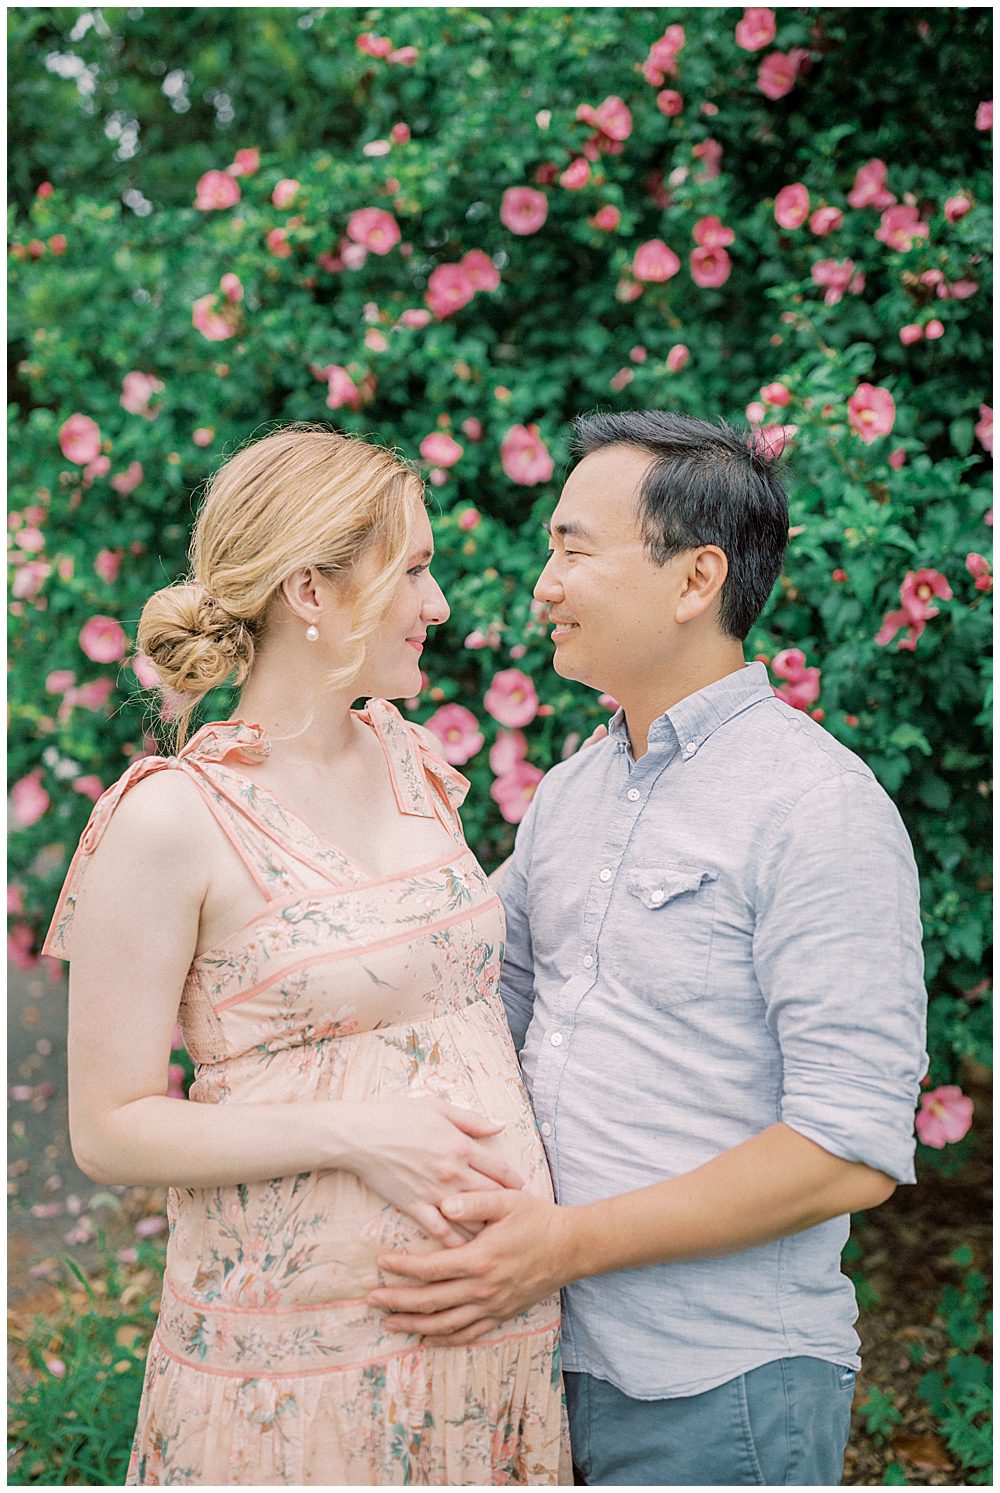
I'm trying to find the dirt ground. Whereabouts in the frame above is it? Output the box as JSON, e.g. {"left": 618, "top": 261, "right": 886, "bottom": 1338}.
{"left": 8, "top": 959, "right": 992, "bottom": 1484}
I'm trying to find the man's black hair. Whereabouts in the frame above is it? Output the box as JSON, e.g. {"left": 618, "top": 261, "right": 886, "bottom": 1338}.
{"left": 570, "top": 410, "right": 789, "bottom": 640}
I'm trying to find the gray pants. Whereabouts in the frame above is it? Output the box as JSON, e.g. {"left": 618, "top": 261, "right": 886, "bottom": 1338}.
{"left": 564, "top": 1358, "right": 856, "bottom": 1485}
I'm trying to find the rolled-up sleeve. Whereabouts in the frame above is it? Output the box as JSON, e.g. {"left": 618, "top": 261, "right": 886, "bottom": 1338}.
{"left": 752, "top": 769, "right": 928, "bottom": 1183}
{"left": 498, "top": 790, "right": 541, "bottom": 1053}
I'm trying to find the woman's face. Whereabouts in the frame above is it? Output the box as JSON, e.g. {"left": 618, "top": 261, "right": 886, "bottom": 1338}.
{"left": 360, "top": 505, "right": 450, "bottom": 699}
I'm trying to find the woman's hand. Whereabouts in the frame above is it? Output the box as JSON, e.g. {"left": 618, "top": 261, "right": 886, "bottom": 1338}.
{"left": 349, "top": 1098, "right": 524, "bottom": 1248}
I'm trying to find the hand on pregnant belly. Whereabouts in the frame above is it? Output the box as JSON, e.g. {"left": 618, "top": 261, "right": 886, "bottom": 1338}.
{"left": 351, "top": 1098, "right": 525, "bottom": 1248}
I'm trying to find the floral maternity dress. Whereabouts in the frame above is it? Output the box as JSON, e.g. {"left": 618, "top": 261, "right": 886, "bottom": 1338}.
{"left": 45, "top": 701, "right": 570, "bottom": 1485}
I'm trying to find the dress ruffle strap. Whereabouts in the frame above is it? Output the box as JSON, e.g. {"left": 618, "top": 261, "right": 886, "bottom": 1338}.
{"left": 363, "top": 699, "right": 470, "bottom": 824}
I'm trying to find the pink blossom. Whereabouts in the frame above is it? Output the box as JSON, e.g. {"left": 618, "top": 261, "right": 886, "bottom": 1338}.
{"left": 484, "top": 668, "right": 540, "bottom": 728}
{"left": 774, "top": 183, "right": 810, "bottom": 230}
{"left": 75, "top": 677, "right": 114, "bottom": 711}
{"left": 745, "top": 401, "right": 766, "bottom": 425}
{"left": 220, "top": 272, "right": 243, "bottom": 303}
{"left": 809, "top": 206, "right": 843, "bottom": 236}
{"left": 83, "top": 454, "right": 111, "bottom": 483}
{"left": 693, "top": 215, "right": 734, "bottom": 249}
{"left": 16, "top": 526, "right": 45, "bottom": 553}
{"left": 760, "top": 382, "right": 791, "bottom": 407}
{"left": 461, "top": 420, "right": 484, "bottom": 445}
{"left": 559, "top": 158, "right": 591, "bottom": 191}
{"left": 94, "top": 548, "right": 121, "bottom": 584}
{"left": 811, "top": 257, "right": 862, "bottom": 306}
{"left": 948, "top": 279, "right": 978, "bottom": 300}
{"left": 944, "top": 193, "right": 973, "bottom": 224}
{"left": 489, "top": 729, "right": 528, "bottom": 776}
{"left": 166, "top": 1063, "right": 187, "bottom": 1100}
{"left": 692, "top": 139, "right": 724, "bottom": 179}
{"left": 461, "top": 249, "right": 500, "bottom": 291}
{"left": 398, "top": 307, "right": 430, "bottom": 329}
{"left": 847, "top": 383, "right": 896, "bottom": 443}
{"left": 132, "top": 653, "right": 161, "bottom": 688}
{"left": 340, "top": 242, "right": 367, "bottom": 270}
{"left": 12, "top": 773, "right": 50, "bottom": 828}
{"left": 465, "top": 627, "right": 501, "bottom": 651}
{"left": 899, "top": 324, "right": 923, "bottom": 345}
{"left": 888, "top": 448, "right": 907, "bottom": 470}
{"left": 228, "top": 147, "right": 260, "bottom": 177}
{"left": 666, "top": 344, "right": 690, "bottom": 373}
{"left": 59, "top": 413, "right": 102, "bottom": 465}
{"left": 424, "top": 703, "right": 485, "bottom": 766}
{"left": 390, "top": 122, "right": 411, "bottom": 144}
{"left": 900, "top": 569, "right": 952, "bottom": 620}
{"left": 965, "top": 553, "right": 992, "bottom": 593}
{"left": 925, "top": 319, "right": 944, "bottom": 340}
{"left": 500, "top": 186, "right": 548, "bottom": 236}
{"left": 388, "top": 46, "right": 418, "bottom": 66}
{"left": 8, "top": 883, "right": 25, "bottom": 914}
{"left": 643, "top": 25, "right": 685, "bottom": 85}
{"left": 595, "top": 96, "right": 633, "bottom": 141}
{"left": 657, "top": 90, "right": 684, "bottom": 117}
{"left": 876, "top": 607, "right": 922, "bottom": 650}
{"left": 194, "top": 170, "right": 240, "bottom": 211}
{"left": 11, "top": 561, "right": 51, "bottom": 599}
{"left": 589, "top": 205, "right": 621, "bottom": 231}
{"left": 915, "top": 1085, "right": 974, "bottom": 1147}
{"left": 191, "top": 294, "right": 235, "bottom": 341}
{"left": 975, "top": 100, "right": 992, "bottom": 131}
{"left": 45, "top": 669, "right": 75, "bottom": 694}
{"left": 736, "top": 7, "right": 777, "bottom": 50}
{"left": 610, "top": 368, "right": 634, "bottom": 393}
{"left": 490, "top": 760, "right": 544, "bottom": 824}
{"left": 346, "top": 207, "right": 401, "bottom": 256}
{"left": 79, "top": 614, "right": 127, "bottom": 663}
{"left": 754, "top": 423, "right": 797, "bottom": 458}
{"left": 192, "top": 426, "right": 215, "bottom": 446}
{"left": 111, "top": 461, "right": 144, "bottom": 495}
{"left": 120, "top": 371, "right": 164, "bottom": 418}
{"left": 847, "top": 158, "right": 895, "bottom": 211}
{"left": 8, "top": 923, "right": 37, "bottom": 971}
{"left": 271, "top": 178, "right": 300, "bottom": 209}
{"left": 266, "top": 227, "right": 292, "bottom": 258}
{"left": 134, "top": 1215, "right": 167, "bottom": 1239}
{"left": 419, "top": 432, "right": 463, "bottom": 467}
{"left": 633, "top": 239, "right": 681, "bottom": 283}
{"left": 974, "top": 404, "right": 992, "bottom": 454}
{"left": 690, "top": 246, "right": 732, "bottom": 288}
{"left": 771, "top": 647, "right": 820, "bottom": 711}
{"left": 757, "top": 49, "right": 807, "bottom": 101}
{"left": 325, "top": 366, "right": 361, "bottom": 411}
{"left": 875, "top": 204, "right": 929, "bottom": 252}
{"left": 500, "top": 424, "right": 554, "bottom": 486}
{"left": 357, "top": 32, "right": 393, "bottom": 57}
{"left": 72, "top": 775, "right": 104, "bottom": 802}
{"left": 425, "top": 262, "right": 476, "bottom": 318}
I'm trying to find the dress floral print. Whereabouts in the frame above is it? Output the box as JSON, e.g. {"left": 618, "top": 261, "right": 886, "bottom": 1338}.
{"left": 44, "top": 700, "right": 570, "bottom": 1486}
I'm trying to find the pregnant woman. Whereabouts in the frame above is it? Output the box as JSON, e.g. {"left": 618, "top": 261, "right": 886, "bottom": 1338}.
{"left": 44, "top": 426, "right": 570, "bottom": 1485}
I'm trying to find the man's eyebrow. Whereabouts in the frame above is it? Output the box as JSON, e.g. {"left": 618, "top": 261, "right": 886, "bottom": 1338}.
{"left": 542, "top": 520, "right": 595, "bottom": 542}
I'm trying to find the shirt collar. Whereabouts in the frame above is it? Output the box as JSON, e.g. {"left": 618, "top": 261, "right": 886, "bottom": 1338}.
{"left": 607, "top": 662, "right": 774, "bottom": 760}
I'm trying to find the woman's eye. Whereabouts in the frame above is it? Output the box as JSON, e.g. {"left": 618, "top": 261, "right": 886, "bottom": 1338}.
{"left": 408, "top": 563, "right": 429, "bottom": 577}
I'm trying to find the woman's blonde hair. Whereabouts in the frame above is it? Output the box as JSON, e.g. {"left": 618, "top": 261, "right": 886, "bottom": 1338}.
{"left": 138, "top": 424, "right": 423, "bottom": 747}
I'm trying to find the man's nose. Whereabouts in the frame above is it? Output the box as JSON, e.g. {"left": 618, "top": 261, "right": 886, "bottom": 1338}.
{"left": 533, "top": 555, "right": 562, "bottom": 603}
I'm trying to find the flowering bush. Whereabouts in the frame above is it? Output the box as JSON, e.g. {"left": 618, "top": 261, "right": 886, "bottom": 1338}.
{"left": 8, "top": 9, "right": 991, "bottom": 1110}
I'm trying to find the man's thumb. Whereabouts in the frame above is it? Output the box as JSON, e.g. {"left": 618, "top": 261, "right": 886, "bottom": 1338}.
{"left": 441, "top": 1190, "right": 508, "bottom": 1222}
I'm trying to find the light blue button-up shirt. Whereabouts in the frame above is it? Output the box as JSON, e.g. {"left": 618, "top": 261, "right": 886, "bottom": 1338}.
{"left": 500, "top": 662, "right": 927, "bottom": 1399}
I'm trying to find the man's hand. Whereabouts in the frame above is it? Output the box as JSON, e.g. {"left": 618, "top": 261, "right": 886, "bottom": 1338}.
{"left": 369, "top": 1189, "right": 570, "bottom": 1346}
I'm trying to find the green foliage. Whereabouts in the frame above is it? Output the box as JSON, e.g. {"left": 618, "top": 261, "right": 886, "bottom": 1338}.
{"left": 7, "top": 7, "right": 993, "bottom": 1101}
{"left": 916, "top": 1246, "right": 994, "bottom": 1485}
{"left": 858, "top": 1385, "right": 905, "bottom": 1444}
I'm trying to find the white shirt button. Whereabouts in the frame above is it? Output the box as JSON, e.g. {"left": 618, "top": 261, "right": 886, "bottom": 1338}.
{"left": 583, "top": 954, "right": 594, "bottom": 969}
{"left": 540, "top": 1122, "right": 552, "bottom": 1137}
{"left": 549, "top": 1032, "right": 564, "bottom": 1047}
{"left": 599, "top": 867, "right": 612, "bottom": 882}
{"left": 650, "top": 888, "right": 665, "bottom": 905}
{"left": 685, "top": 740, "right": 697, "bottom": 754}
{"left": 627, "top": 788, "right": 640, "bottom": 801}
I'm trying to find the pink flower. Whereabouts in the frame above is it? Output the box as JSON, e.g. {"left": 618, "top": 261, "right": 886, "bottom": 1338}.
{"left": 965, "top": 553, "right": 992, "bottom": 592}
{"left": 266, "top": 227, "right": 292, "bottom": 258}
{"left": 194, "top": 170, "right": 240, "bottom": 211}
{"left": 888, "top": 447, "right": 907, "bottom": 470}
{"left": 12, "top": 773, "right": 50, "bottom": 828}
{"left": 461, "top": 420, "right": 483, "bottom": 443}
{"left": 811, "top": 257, "right": 862, "bottom": 306}
{"left": 589, "top": 205, "right": 621, "bottom": 231}
{"left": 757, "top": 49, "right": 807, "bottom": 101}
{"left": 8, "top": 923, "right": 37, "bottom": 971}
{"left": 692, "top": 139, "right": 724, "bottom": 179}
{"left": 925, "top": 319, "right": 944, "bottom": 340}
{"left": 500, "top": 423, "right": 554, "bottom": 486}
{"left": 191, "top": 294, "right": 235, "bottom": 341}
{"left": 809, "top": 206, "right": 843, "bottom": 236}
{"left": 595, "top": 96, "right": 633, "bottom": 141}
{"left": 633, "top": 239, "right": 681, "bottom": 283}
{"left": 754, "top": 423, "right": 797, "bottom": 458}
{"left": 760, "top": 382, "right": 791, "bottom": 407}
{"left": 11, "top": 561, "right": 51, "bottom": 599}
{"left": 915, "top": 1085, "right": 974, "bottom": 1147}
{"left": 690, "top": 246, "right": 732, "bottom": 288}
{"left": 490, "top": 760, "right": 544, "bottom": 824}
{"left": 72, "top": 775, "right": 104, "bottom": 801}
{"left": 847, "top": 158, "right": 895, "bottom": 211}
{"left": 419, "top": 432, "right": 463, "bottom": 467}
{"left": 220, "top": 272, "right": 243, "bottom": 303}
{"left": 746, "top": 401, "right": 766, "bottom": 425}
{"left": 975, "top": 100, "right": 992, "bottom": 131}
{"left": 357, "top": 32, "right": 393, "bottom": 57}
{"left": 461, "top": 249, "right": 500, "bottom": 291}
{"left": 424, "top": 703, "right": 485, "bottom": 766}
{"left": 45, "top": 669, "right": 75, "bottom": 694}
{"left": 388, "top": 46, "right": 418, "bottom": 66}
{"left": 736, "top": 7, "right": 777, "bottom": 50}
{"left": 390, "top": 122, "right": 411, "bottom": 144}
{"left": 974, "top": 404, "right": 992, "bottom": 454}
{"left": 192, "top": 426, "right": 215, "bottom": 446}
{"left": 425, "top": 262, "right": 476, "bottom": 318}
{"left": 228, "top": 147, "right": 260, "bottom": 177}
{"left": 94, "top": 548, "right": 122, "bottom": 584}
{"left": 79, "top": 614, "right": 127, "bottom": 663}
{"left": 774, "top": 183, "right": 810, "bottom": 230}
{"left": 489, "top": 729, "right": 528, "bottom": 776}
{"left": 657, "top": 90, "right": 684, "bottom": 116}
{"left": 559, "top": 158, "right": 591, "bottom": 191}
{"left": 643, "top": 25, "right": 685, "bottom": 84}
{"left": 346, "top": 207, "right": 401, "bottom": 255}
{"left": 134, "top": 1215, "right": 166, "bottom": 1239}
{"left": 111, "top": 461, "right": 143, "bottom": 495}
{"left": 59, "top": 413, "right": 101, "bottom": 465}
{"left": 271, "top": 178, "right": 300, "bottom": 209}
{"left": 325, "top": 366, "right": 361, "bottom": 411}
{"left": 899, "top": 324, "right": 924, "bottom": 345}
{"left": 847, "top": 383, "right": 896, "bottom": 443}
{"left": 944, "top": 193, "right": 973, "bottom": 224}
{"left": 500, "top": 186, "right": 548, "bottom": 236}
{"left": 397, "top": 307, "right": 430, "bottom": 329}
{"left": 876, "top": 608, "right": 921, "bottom": 650}
{"left": 770, "top": 649, "right": 819, "bottom": 711}
{"left": 666, "top": 344, "right": 690, "bottom": 373}
{"left": 900, "top": 569, "right": 952, "bottom": 620}
{"left": 875, "top": 204, "right": 929, "bottom": 252}
{"left": 83, "top": 455, "right": 111, "bottom": 483}
{"left": 484, "top": 668, "right": 540, "bottom": 728}
{"left": 610, "top": 368, "right": 634, "bottom": 392}
{"left": 120, "top": 371, "right": 164, "bottom": 418}
{"left": 693, "top": 215, "right": 735, "bottom": 249}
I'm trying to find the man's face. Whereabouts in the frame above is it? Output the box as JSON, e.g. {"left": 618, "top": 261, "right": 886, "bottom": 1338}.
{"left": 534, "top": 445, "right": 691, "bottom": 696}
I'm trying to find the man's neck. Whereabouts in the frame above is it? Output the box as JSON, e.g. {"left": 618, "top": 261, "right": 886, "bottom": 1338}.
{"left": 618, "top": 647, "right": 747, "bottom": 759}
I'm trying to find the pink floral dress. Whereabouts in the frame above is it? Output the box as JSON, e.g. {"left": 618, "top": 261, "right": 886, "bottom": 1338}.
{"left": 44, "top": 701, "right": 570, "bottom": 1486}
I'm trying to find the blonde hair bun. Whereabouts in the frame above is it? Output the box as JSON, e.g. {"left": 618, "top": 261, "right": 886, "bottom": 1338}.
{"left": 138, "top": 582, "right": 255, "bottom": 698}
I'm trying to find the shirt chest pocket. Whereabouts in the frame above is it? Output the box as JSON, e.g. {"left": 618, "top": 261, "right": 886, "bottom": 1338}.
{"left": 615, "top": 864, "right": 719, "bottom": 1008}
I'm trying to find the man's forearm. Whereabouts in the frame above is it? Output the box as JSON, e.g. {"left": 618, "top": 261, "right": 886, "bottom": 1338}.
{"left": 557, "top": 1121, "right": 896, "bottom": 1283}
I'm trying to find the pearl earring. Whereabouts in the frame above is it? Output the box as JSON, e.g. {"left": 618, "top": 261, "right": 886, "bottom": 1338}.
{"left": 305, "top": 624, "right": 319, "bottom": 642}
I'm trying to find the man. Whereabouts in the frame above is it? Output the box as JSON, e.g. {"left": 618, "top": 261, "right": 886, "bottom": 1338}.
{"left": 370, "top": 412, "right": 928, "bottom": 1485}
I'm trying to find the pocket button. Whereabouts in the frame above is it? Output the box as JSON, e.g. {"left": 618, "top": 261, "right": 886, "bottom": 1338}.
{"left": 649, "top": 888, "right": 665, "bottom": 904}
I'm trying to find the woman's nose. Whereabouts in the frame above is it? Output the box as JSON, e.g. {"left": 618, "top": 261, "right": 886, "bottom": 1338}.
{"left": 423, "top": 574, "right": 450, "bottom": 625}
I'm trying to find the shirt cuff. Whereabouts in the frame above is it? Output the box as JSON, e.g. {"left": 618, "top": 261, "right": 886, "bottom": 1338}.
{"left": 781, "top": 1070, "right": 919, "bottom": 1185}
